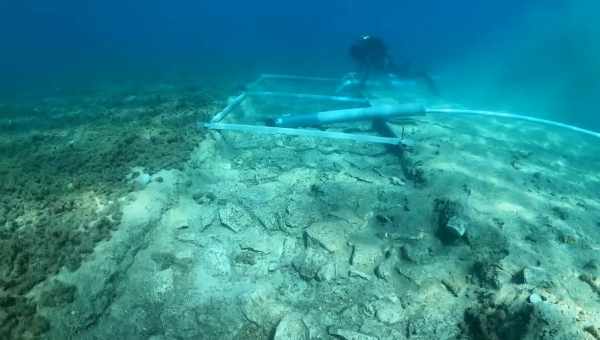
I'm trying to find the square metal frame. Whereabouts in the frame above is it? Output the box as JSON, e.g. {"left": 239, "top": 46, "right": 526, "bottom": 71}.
{"left": 202, "top": 74, "right": 410, "bottom": 145}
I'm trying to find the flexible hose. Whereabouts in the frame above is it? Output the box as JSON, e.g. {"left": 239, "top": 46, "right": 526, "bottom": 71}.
{"left": 426, "top": 108, "right": 600, "bottom": 140}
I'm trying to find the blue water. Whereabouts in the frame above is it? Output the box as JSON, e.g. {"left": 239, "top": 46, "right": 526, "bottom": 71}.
{"left": 1, "top": 0, "right": 599, "bottom": 129}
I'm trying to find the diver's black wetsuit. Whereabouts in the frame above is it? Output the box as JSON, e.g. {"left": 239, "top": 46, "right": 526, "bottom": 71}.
{"left": 349, "top": 35, "right": 439, "bottom": 95}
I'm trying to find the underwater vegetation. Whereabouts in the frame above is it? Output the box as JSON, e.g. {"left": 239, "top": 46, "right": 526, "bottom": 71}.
{"left": 0, "top": 87, "right": 210, "bottom": 338}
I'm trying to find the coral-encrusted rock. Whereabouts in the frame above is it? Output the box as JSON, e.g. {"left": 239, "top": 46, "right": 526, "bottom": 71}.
{"left": 241, "top": 287, "right": 289, "bottom": 330}
{"left": 293, "top": 248, "right": 328, "bottom": 281}
{"left": 219, "top": 203, "right": 252, "bottom": 233}
{"left": 446, "top": 215, "right": 467, "bottom": 238}
{"left": 274, "top": 313, "right": 309, "bottom": 340}
{"left": 350, "top": 242, "right": 383, "bottom": 273}
{"left": 374, "top": 302, "right": 403, "bottom": 325}
{"left": 305, "top": 221, "right": 350, "bottom": 253}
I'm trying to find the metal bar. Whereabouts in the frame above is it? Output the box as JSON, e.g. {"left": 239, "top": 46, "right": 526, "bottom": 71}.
{"left": 426, "top": 108, "right": 600, "bottom": 140}
{"left": 260, "top": 74, "right": 340, "bottom": 82}
{"left": 210, "top": 93, "right": 246, "bottom": 123}
{"left": 204, "top": 122, "right": 408, "bottom": 145}
{"left": 247, "top": 91, "right": 368, "bottom": 104}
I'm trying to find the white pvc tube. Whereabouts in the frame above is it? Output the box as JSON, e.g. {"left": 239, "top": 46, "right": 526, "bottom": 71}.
{"left": 272, "top": 103, "right": 425, "bottom": 128}
{"left": 260, "top": 74, "right": 339, "bottom": 82}
{"left": 426, "top": 108, "right": 600, "bottom": 140}
{"left": 204, "top": 122, "right": 409, "bottom": 145}
{"left": 211, "top": 93, "right": 246, "bottom": 123}
{"left": 248, "top": 91, "right": 368, "bottom": 103}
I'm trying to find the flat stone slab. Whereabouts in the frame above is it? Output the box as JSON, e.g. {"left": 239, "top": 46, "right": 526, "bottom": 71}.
{"left": 305, "top": 221, "right": 350, "bottom": 253}
{"left": 374, "top": 301, "right": 403, "bottom": 325}
{"left": 219, "top": 203, "right": 253, "bottom": 233}
{"left": 241, "top": 286, "right": 289, "bottom": 329}
{"left": 274, "top": 313, "right": 309, "bottom": 340}
{"left": 239, "top": 228, "right": 283, "bottom": 255}
{"left": 350, "top": 242, "right": 383, "bottom": 273}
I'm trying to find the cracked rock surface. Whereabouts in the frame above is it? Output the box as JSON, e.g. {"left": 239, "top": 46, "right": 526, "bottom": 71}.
{"left": 6, "top": 93, "right": 600, "bottom": 339}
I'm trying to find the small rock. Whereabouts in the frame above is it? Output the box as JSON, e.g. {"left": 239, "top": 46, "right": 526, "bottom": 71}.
{"left": 348, "top": 269, "right": 370, "bottom": 280}
{"left": 199, "top": 243, "right": 231, "bottom": 277}
{"left": 192, "top": 192, "right": 216, "bottom": 205}
{"left": 375, "top": 260, "right": 394, "bottom": 281}
{"left": 316, "top": 262, "right": 337, "bottom": 282}
{"left": 446, "top": 215, "right": 467, "bottom": 238}
{"left": 400, "top": 243, "right": 431, "bottom": 264}
{"left": 239, "top": 228, "right": 278, "bottom": 254}
{"left": 513, "top": 266, "right": 553, "bottom": 288}
{"left": 305, "top": 221, "right": 349, "bottom": 253}
{"left": 189, "top": 209, "right": 216, "bottom": 232}
{"left": 293, "top": 248, "right": 328, "bottom": 281}
{"left": 252, "top": 207, "right": 280, "bottom": 231}
{"left": 340, "top": 305, "right": 365, "bottom": 326}
{"left": 241, "top": 287, "right": 289, "bottom": 329}
{"left": 281, "top": 236, "right": 300, "bottom": 263}
{"left": 284, "top": 197, "right": 317, "bottom": 229}
{"left": 374, "top": 302, "right": 402, "bottom": 325}
{"left": 390, "top": 176, "right": 405, "bottom": 186}
{"left": 350, "top": 243, "right": 383, "bottom": 273}
{"left": 274, "top": 313, "right": 309, "bottom": 340}
{"left": 133, "top": 172, "right": 152, "bottom": 190}
{"left": 434, "top": 199, "right": 466, "bottom": 243}
{"left": 219, "top": 203, "right": 252, "bottom": 233}
{"left": 528, "top": 293, "right": 543, "bottom": 304}
{"left": 328, "top": 328, "right": 378, "bottom": 340}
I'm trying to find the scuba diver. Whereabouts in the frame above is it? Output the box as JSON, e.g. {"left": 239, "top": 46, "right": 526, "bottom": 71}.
{"left": 346, "top": 34, "right": 439, "bottom": 96}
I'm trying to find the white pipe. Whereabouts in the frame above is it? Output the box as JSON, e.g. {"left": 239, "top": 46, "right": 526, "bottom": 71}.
{"left": 426, "top": 108, "right": 600, "bottom": 140}
{"left": 204, "top": 122, "right": 410, "bottom": 145}
{"left": 211, "top": 93, "right": 246, "bottom": 123}
{"left": 260, "top": 74, "right": 339, "bottom": 82}
{"left": 248, "top": 91, "right": 368, "bottom": 103}
{"left": 271, "top": 103, "right": 425, "bottom": 128}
